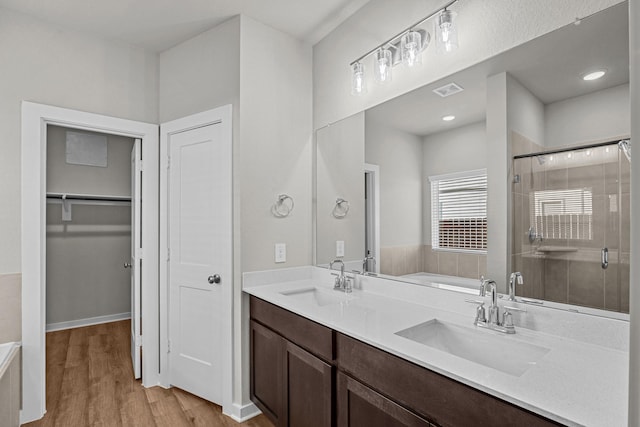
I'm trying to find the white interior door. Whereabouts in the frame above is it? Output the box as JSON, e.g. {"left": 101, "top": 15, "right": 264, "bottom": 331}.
{"left": 130, "top": 139, "right": 142, "bottom": 379}
{"left": 168, "top": 122, "right": 231, "bottom": 404}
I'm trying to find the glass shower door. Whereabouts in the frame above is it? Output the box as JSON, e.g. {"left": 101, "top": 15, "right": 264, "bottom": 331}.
{"left": 512, "top": 142, "right": 630, "bottom": 313}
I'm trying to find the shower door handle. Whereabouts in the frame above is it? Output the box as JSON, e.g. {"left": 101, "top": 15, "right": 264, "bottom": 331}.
{"left": 601, "top": 248, "right": 609, "bottom": 270}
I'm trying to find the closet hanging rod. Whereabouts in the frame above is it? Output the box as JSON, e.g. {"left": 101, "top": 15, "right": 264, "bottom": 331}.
{"left": 46, "top": 192, "right": 132, "bottom": 202}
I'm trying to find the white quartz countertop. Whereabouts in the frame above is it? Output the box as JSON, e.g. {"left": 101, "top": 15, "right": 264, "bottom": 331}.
{"left": 243, "top": 267, "right": 628, "bottom": 427}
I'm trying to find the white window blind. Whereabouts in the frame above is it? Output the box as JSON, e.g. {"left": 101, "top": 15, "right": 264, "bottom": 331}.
{"left": 430, "top": 170, "right": 487, "bottom": 252}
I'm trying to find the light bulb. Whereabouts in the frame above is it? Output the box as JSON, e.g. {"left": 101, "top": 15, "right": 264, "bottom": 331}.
{"left": 351, "top": 62, "right": 366, "bottom": 96}
{"left": 401, "top": 31, "right": 423, "bottom": 67}
{"left": 436, "top": 9, "right": 458, "bottom": 53}
{"left": 374, "top": 48, "right": 392, "bottom": 83}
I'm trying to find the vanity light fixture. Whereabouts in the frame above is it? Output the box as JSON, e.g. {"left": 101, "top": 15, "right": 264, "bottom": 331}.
{"left": 436, "top": 9, "right": 458, "bottom": 53}
{"left": 374, "top": 47, "right": 393, "bottom": 83}
{"left": 349, "top": 0, "right": 459, "bottom": 95}
{"left": 582, "top": 69, "right": 606, "bottom": 81}
{"left": 351, "top": 62, "right": 366, "bottom": 95}
{"left": 401, "top": 30, "right": 423, "bottom": 67}
{"left": 442, "top": 115, "right": 456, "bottom": 121}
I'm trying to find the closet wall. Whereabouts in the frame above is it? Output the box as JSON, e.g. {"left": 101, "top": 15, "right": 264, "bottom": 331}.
{"left": 46, "top": 125, "right": 134, "bottom": 328}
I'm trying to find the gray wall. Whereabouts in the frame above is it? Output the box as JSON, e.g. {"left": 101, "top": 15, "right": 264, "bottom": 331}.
{"left": 159, "top": 14, "right": 313, "bottom": 406}
{"left": 46, "top": 126, "right": 134, "bottom": 325}
{"left": 365, "top": 118, "right": 423, "bottom": 248}
{"left": 545, "top": 83, "right": 630, "bottom": 147}
{"left": 312, "top": 0, "right": 622, "bottom": 130}
{"left": 317, "top": 113, "right": 365, "bottom": 265}
{"left": 47, "top": 126, "right": 135, "bottom": 197}
{"left": 0, "top": 6, "right": 158, "bottom": 275}
{"left": 0, "top": 274, "right": 21, "bottom": 342}
{"left": 422, "top": 122, "right": 487, "bottom": 245}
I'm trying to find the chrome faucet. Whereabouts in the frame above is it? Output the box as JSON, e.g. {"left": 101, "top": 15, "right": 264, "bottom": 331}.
{"left": 467, "top": 278, "right": 526, "bottom": 334}
{"left": 329, "top": 259, "right": 352, "bottom": 293}
{"left": 508, "top": 272, "right": 523, "bottom": 301}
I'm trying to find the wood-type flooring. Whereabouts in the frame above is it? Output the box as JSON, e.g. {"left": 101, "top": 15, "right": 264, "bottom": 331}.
{"left": 24, "top": 320, "right": 273, "bottom": 427}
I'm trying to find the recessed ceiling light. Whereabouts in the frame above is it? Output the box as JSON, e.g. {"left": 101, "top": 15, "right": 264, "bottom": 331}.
{"left": 442, "top": 115, "right": 455, "bottom": 121}
{"left": 582, "top": 70, "right": 606, "bottom": 81}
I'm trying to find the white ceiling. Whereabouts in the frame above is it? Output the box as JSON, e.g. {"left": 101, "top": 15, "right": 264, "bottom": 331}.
{"left": 0, "top": 0, "right": 370, "bottom": 51}
{"left": 366, "top": 2, "right": 629, "bottom": 137}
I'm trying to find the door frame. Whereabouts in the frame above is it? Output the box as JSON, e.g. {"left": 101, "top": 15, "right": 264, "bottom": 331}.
{"left": 20, "top": 102, "right": 160, "bottom": 424}
{"left": 364, "top": 163, "right": 380, "bottom": 273}
{"left": 159, "top": 105, "right": 233, "bottom": 416}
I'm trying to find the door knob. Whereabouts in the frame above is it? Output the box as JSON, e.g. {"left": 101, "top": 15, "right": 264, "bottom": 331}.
{"left": 124, "top": 262, "right": 132, "bottom": 269}
{"left": 208, "top": 274, "right": 221, "bottom": 284}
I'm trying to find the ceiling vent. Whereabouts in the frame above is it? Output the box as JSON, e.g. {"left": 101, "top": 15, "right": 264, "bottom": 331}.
{"left": 432, "top": 82, "right": 464, "bottom": 97}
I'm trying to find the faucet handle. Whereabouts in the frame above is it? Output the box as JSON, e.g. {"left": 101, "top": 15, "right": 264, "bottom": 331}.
{"left": 474, "top": 303, "right": 486, "bottom": 324}
{"left": 503, "top": 311, "right": 514, "bottom": 328}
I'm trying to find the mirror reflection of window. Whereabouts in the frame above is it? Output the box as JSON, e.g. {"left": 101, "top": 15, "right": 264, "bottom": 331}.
{"left": 531, "top": 188, "right": 593, "bottom": 240}
{"left": 430, "top": 170, "right": 487, "bottom": 252}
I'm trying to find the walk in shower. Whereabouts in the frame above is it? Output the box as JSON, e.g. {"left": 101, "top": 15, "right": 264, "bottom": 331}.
{"left": 512, "top": 140, "right": 631, "bottom": 313}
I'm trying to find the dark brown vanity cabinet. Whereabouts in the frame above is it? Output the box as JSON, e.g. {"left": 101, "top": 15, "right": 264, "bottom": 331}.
{"left": 250, "top": 296, "right": 334, "bottom": 427}
{"left": 250, "top": 296, "right": 561, "bottom": 427}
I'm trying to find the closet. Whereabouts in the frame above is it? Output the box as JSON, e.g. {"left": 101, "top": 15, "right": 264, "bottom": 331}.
{"left": 45, "top": 125, "right": 134, "bottom": 332}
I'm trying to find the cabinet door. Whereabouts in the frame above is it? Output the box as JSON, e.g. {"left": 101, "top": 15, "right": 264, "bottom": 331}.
{"left": 285, "top": 341, "right": 333, "bottom": 427}
{"left": 250, "top": 320, "right": 285, "bottom": 427}
{"left": 337, "top": 372, "right": 432, "bottom": 427}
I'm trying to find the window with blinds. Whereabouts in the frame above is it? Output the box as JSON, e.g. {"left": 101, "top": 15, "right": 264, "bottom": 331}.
{"left": 530, "top": 188, "right": 593, "bottom": 240}
{"left": 430, "top": 170, "right": 487, "bottom": 252}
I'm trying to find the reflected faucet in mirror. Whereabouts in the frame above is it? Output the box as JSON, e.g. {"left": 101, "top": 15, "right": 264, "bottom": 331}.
{"left": 363, "top": 252, "right": 376, "bottom": 274}
{"left": 508, "top": 272, "right": 524, "bottom": 301}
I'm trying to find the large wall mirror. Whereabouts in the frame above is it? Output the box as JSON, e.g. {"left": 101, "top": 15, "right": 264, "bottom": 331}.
{"left": 315, "top": 2, "right": 630, "bottom": 316}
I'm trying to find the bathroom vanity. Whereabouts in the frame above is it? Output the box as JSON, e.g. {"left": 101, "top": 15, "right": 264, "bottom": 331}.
{"left": 244, "top": 267, "right": 628, "bottom": 427}
{"left": 250, "top": 296, "right": 558, "bottom": 427}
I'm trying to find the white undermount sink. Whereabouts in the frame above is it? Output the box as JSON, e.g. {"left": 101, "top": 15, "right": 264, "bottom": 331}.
{"left": 279, "top": 287, "right": 354, "bottom": 307}
{"left": 395, "top": 319, "right": 550, "bottom": 376}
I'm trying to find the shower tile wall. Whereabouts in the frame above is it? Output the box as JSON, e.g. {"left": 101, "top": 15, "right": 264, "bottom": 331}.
{"left": 512, "top": 136, "right": 630, "bottom": 313}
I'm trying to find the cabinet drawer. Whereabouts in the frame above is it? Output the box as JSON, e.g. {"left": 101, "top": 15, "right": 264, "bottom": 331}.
{"left": 337, "top": 372, "right": 432, "bottom": 427}
{"left": 250, "top": 296, "right": 334, "bottom": 362}
{"left": 336, "top": 333, "right": 561, "bottom": 427}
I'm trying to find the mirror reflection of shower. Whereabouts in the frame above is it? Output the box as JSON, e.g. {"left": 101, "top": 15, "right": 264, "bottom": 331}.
{"left": 512, "top": 139, "right": 630, "bottom": 313}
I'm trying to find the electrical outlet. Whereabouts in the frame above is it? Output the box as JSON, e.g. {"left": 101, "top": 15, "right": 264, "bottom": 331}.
{"left": 336, "top": 240, "right": 345, "bottom": 257}
{"left": 275, "top": 243, "right": 286, "bottom": 263}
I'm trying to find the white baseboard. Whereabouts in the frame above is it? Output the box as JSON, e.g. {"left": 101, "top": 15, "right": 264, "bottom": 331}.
{"left": 224, "top": 402, "right": 261, "bottom": 423}
{"left": 46, "top": 312, "right": 131, "bottom": 332}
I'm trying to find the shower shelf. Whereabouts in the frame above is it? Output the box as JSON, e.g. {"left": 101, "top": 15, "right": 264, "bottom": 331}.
{"left": 534, "top": 246, "right": 578, "bottom": 253}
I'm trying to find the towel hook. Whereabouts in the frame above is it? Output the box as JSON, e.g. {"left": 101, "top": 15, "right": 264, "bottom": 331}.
{"left": 272, "top": 194, "right": 294, "bottom": 218}
{"left": 332, "top": 198, "right": 350, "bottom": 219}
